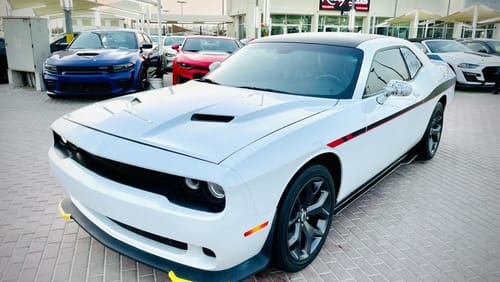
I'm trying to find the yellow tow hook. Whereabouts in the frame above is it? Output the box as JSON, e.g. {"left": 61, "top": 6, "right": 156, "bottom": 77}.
{"left": 168, "top": 271, "right": 193, "bottom": 282}
{"left": 58, "top": 199, "right": 72, "bottom": 220}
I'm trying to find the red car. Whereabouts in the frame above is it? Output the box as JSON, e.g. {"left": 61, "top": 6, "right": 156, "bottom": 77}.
{"left": 172, "top": 36, "right": 241, "bottom": 84}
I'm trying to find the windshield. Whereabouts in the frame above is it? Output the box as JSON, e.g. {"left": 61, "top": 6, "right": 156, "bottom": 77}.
{"left": 69, "top": 31, "right": 137, "bottom": 50}
{"left": 425, "top": 40, "right": 472, "bottom": 53}
{"left": 204, "top": 42, "right": 363, "bottom": 99}
{"left": 164, "top": 36, "right": 185, "bottom": 46}
{"left": 485, "top": 40, "right": 500, "bottom": 53}
{"left": 182, "top": 38, "right": 239, "bottom": 53}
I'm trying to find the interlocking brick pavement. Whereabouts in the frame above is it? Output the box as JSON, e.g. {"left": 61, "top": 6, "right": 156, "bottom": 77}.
{"left": 0, "top": 83, "right": 499, "bottom": 281}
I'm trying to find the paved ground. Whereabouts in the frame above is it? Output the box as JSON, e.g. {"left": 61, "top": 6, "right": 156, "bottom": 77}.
{"left": 0, "top": 82, "right": 499, "bottom": 282}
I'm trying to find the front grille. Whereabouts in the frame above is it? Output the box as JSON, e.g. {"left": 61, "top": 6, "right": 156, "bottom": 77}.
{"left": 52, "top": 131, "right": 225, "bottom": 213}
{"left": 193, "top": 74, "right": 205, "bottom": 80}
{"left": 57, "top": 66, "right": 111, "bottom": 74}
{"left": 111, "top": 218, "right": 216, "bottom": 258}
{"left": 111, "top": 219, "right": 188, "bottom": 250}
{"left": 482, "top": 67, "right": 499, "bottom": 83}
{"left": 60, "top": 82, "right": 112, "bottom": 93}
{"left": 177, "top": 75, "right": 191, "bottom": 84}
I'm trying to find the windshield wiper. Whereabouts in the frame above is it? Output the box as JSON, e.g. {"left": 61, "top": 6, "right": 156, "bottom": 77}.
{"left": 197, "top": 78, "right": 220, "bottom": 85}
{"left": 236, "top": 86, "right": 293, "bottom": 94}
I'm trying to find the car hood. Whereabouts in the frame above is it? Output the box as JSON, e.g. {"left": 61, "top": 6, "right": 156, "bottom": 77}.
{"left": 435, "top": 51, "right": 500, "bottom": 64}
{"left": 63, "top": 81, "right": 334, "bottom": 164}
{"left": 47, "top": 48, "right": 137, "bottom": 65}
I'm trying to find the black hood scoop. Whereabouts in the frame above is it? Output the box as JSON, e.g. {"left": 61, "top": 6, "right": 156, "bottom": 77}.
{"left": 191, "top": 113, "right": 234, "bottom": 123}
{"left": 77, "top": 52, "right": 99, "bottom": 56}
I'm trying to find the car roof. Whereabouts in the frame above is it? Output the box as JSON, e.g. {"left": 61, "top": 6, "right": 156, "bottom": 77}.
{"left": 462, "top": 38, "right": 499, "bottom": 42}
{"left": 184, "top": 35, "right": 236, "bottom": 40}
{"left": 80, "top": 28, "right": 141, "bottom": 34}
{"left": 254, "top": 32, "right": 387, "bottom": 48}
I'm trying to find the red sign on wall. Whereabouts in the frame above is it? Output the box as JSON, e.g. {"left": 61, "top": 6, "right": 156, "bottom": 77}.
{"left": 320, "top": 0, "right": 369, "bottom": 12}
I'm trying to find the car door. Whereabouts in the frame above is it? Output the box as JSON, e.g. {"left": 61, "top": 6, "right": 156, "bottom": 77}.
{"left": 337, "top": 47, "right": 425, "bottom": 200}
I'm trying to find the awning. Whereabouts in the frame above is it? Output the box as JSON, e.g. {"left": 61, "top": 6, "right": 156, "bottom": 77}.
{"left": 437, "top": 4, "right": 500, "bottom": 23}
{"left": 157, "top": 14, "right": 233, "bottom": 24}
{"left": 33, "top": 1, "right": 103, "bottom": 17}
{"left": 387, "top": 9, "right": 441, "bottom": 24}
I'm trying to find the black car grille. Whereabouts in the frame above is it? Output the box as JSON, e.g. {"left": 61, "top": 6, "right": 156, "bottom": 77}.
{"left": 482, "top": 67, "right": 499, "bottom": 83}
{"left": 56, "top": 66, "right": 112, "bottom": 74}
{"left": 110, "top": 218, "right": 216, "bottom": 257}
{"left": 52, "top": 131, "right": 225, "bottom": 213}
{"left": 111, "top": 219, "right": 188, "bottom": 250}
{"left": 60, "top": 82, "right": 112, "bottom": 93}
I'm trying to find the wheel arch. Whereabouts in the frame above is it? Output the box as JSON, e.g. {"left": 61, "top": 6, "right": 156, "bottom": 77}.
{"left": 276, "top": 152, "right": 342, "bottom": 214}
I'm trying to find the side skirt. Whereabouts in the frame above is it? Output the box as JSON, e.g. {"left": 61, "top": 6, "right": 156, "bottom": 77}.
{"left": 334, "top": 151, "right": 418, "bottom": 214}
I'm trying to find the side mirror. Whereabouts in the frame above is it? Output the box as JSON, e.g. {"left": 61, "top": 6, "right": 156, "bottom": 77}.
{"left": 142, "top": 43, "right": 153, "bottom": 49}
{"left": 209, "top": 61, "right": 221, "bottom": 72}
{"left": 377, "top": 80, "right": 413, "bottom": 104}
{"left": 172, "top": 44, "right": 180, "bottom": 51}
{"left": 58, "top": 42, "right": 69, "bottom": 49}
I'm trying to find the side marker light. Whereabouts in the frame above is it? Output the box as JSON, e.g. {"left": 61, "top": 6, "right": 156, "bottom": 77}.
{"left": 244, "top": 221, "right": 269, "bottom": 237}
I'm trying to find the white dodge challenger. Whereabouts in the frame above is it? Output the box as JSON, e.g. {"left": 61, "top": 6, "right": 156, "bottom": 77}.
{"left": 50, "top": 33, "right": 455, "bottom": 281}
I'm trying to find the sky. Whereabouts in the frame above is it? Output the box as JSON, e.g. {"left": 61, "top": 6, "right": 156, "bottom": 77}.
{"left": 161, "top": 0, "right": 225, "bottom": 15}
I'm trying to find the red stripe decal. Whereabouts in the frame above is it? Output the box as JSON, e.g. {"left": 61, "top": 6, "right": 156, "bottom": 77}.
{"left": 327, "top": 138, "right": 344, "bottom": 148}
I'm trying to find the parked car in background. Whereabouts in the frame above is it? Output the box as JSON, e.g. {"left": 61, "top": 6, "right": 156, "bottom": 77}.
{"left": 162, "top": 36, "right": 185, "bottom": 71}
{"left": 172, "top": 36, "right": 241, "bottom": 84}
{"left": 461, "top": 39, "right": 500, "bottom": 56}
{"left": 51, "top": 33, "right": 455, "bottom": 281}
{"left": 43, "top": 29, "right": 160, "bottom": 97}
{"left": 239, "top": 37, "right": 254, "bottom": 45}
{"left": 0, "top": 37, "right": 7, "bottom": 83}
{"left": 410, "top": 39, "right": 500, "bottom": 88}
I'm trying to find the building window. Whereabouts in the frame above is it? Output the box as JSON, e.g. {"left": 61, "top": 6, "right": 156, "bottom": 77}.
{"left": 461, "top": 23, "right": 495, "bottom": 39}
{"left": 388, "top": 24, "right": 409, "bottom": 39}
{"left": 238, "top": 15, "right": 246, "bottom": 39}
{"left": 417, "top": 22, "right": 454, "bottom": 39}
{"left": 270, "top": 14, "right": 312, "bottom": 35}
{"left": 318, "top": 16, "right": 363, "bottom": 32}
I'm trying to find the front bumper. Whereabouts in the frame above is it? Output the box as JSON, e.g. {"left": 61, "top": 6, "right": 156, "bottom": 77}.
{"left": 48, "top": 117, "right": 274, "bottom": 280}
{"left": 456, "top": 65, "right": 499, "bottom": 87}
{"left": 58, "top": 197, "right": 271, "bottom": 282}
{"left": 43, "top": 69, "right": 139, "bottom": 96}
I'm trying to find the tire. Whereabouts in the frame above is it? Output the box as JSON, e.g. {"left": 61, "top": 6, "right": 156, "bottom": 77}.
{"left": 273, "top": 165, "right": 335, "bottom": 272}
{"left": 138, "top": 65, "right": 149, "bottom": 91}
{"left": 417, "top": 102, "right": 444, "bottom": 160}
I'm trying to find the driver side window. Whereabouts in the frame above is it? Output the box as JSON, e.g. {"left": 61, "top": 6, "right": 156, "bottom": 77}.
{"left": 364, "top": 48, "right": 410, "bottom": 98}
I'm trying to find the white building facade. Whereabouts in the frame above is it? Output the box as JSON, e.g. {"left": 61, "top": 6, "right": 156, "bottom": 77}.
{"left": 226, "top": 0, "right": 500, "bottom": 40}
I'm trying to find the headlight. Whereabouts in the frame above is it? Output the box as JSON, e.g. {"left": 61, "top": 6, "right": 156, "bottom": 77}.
{"left": 457, "top": 63, "right": 480, "bottom": 69}
{"left": 178, "top": 62, "right": 194, "bottom": 69}
{"left": 111, "top": 62, "right": 134, "bottom": 72}
{"left": 207, "top": 183, "right": 225, "bottom": 199}
{"left": 185, "top": 178, "right": 200, "bottom": 190}
{"left": 44, "top": 63, "right": 57, "bottom": 73}
{"left": 183, "top": 177, "right": 225, "bottom": 203}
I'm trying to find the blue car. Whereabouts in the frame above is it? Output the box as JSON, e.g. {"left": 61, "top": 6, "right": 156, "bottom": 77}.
{"left": 43, "top": 29, "right": 159, "bottom": 97}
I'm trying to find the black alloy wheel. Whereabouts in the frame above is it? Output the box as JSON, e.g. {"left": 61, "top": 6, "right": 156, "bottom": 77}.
{"left": 273, "top": 165, "right": 335, "bottom": 272}
{"left": 418, "top": 102, "right": 444, "bottom": 160}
